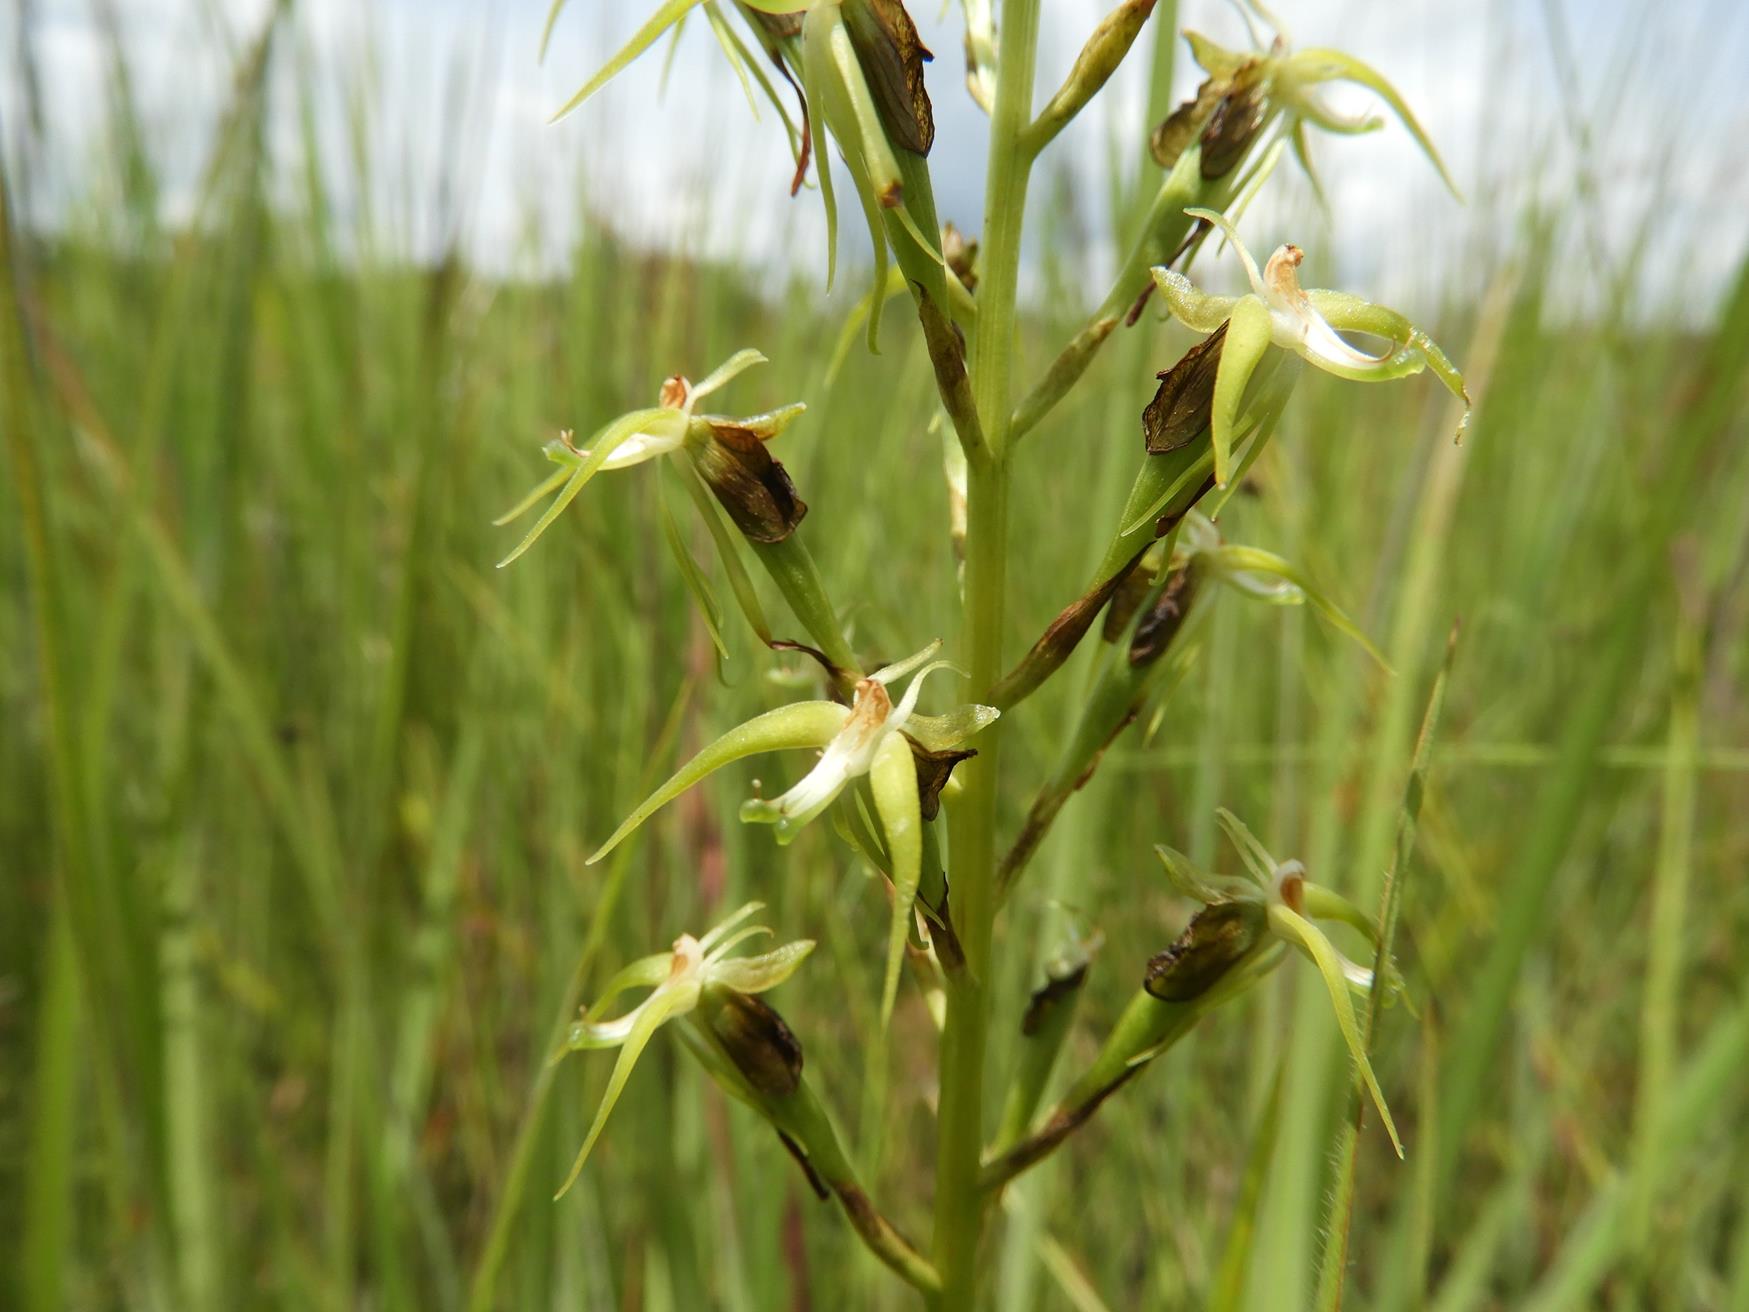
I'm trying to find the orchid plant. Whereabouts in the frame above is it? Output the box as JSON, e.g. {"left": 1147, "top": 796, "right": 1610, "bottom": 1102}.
{"left": 509, "top": 0, "right": 1468, "bottom": 1304}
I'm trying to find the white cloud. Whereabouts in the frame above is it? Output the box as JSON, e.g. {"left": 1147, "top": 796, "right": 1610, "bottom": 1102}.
{"left": 5, "top": 0, "right": 1745, "bottom": 321}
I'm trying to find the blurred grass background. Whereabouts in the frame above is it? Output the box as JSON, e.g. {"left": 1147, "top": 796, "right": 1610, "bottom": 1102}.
{"left": 4, "top": 1, "right": 1748, "bottom": 1309}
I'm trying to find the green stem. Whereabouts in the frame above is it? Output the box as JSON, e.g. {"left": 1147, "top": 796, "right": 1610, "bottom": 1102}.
{"left": 932, "top": 1, "right": 1040, "bottom": 1303}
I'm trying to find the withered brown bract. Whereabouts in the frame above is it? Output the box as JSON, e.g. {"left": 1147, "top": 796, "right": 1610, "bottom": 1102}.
{"left": 842, "top": 0, "right": 935, "bottom": 155}
{"left": 1144, "top": 901, "right": 1265, "bottom": 1002}
{"left": 1143, "top": 323, "right": 1227, "bottom": 455}
{"left": 1128, "top": 563, "right": 1202, "bottom": 668}
{"left": 903, "top": 735, "right": 976, "bottom": 821}
{"left": 692, "top": 424, "right": 809, "bottom": 543}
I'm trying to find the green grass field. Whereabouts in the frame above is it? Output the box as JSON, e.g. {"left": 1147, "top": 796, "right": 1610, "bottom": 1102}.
{"left": 4, "top": 2, "right": 1747, "bottom": 1309}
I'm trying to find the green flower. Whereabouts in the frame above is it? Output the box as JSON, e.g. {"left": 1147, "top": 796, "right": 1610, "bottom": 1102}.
{"left": 1168, "top": 24, "right": 1460, "bottom": 199}
{"left": 555, "top": 901, "right": 813, "bottom": 1197}
{"left": 1151, "top": 210, "right": 1469, "bottom": 489}
{"left": 589, "top": 641, "right": 997, "bottom": 1025}
{"left": 1154, "top": 808, "right": 1405, "bottom": 1157}
{"left": 494, "top": 348, "right": 805, "bottom": 568}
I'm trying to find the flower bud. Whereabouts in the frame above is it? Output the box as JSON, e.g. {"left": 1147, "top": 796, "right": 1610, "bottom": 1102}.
{"left": 1144, "top": 900, "right": 1266, "bottom": 1001}
{"left": 1029, "top": 0, "right": 1158, "bottom": 152}
{"left": 700, "top": 985, "right": 805, "bottom": 1100}
{"left": 942, "top": 222, "right": 978, "bottom": 292}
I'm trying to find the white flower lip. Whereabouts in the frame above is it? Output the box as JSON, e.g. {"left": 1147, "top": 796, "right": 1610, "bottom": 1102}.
{"left": 744, "top": 643, "right": 969, "bottom": 839}
{"left": 589, "top": 420, "right": 688, "bottom": 470}
{"left": 1262, "top": 243, "right": 1391, "bottom": 372}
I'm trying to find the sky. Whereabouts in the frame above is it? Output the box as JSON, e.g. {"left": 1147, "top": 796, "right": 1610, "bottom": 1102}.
{"left": 5, "top": 0, "right": 1748, "bottom": 320}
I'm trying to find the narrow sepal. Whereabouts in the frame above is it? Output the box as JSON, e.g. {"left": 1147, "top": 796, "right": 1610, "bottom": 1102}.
{"left": 869, "top": 731, "right": 922, "bottom": 1029}
{"left": 588, "top": 701, "right": 849, "bottom": 862}
{"left": 1210, "top": 295, "right": 1272, "bottom": 488}
{"left": 1269, "top": 903, "right": 1404, "bottom": 1157}
{"left": 496, "top": 407, "right": 672, "bottom": 568}
{"left": 550, "top": 0, "right": 705, "bottom": 122}
{"left": 553, "top": 984, "right": 694, "bottom": 1197}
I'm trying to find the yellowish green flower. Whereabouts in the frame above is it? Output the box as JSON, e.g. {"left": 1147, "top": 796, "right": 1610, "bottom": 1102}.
{"left": 555, "top": 901, "right": 813, "bottom": 1197}
{"left": 1154, "top": 808, "right": 1404, "bottom": 1156}
{"left": 1152, "top": 209, "right": 1469, "bottom": 489}
{"left": 589, "top": 641, "right": 997, "bottom": 1025}
{"left": 494, "top": 348, "right": 805, "bottom": 568}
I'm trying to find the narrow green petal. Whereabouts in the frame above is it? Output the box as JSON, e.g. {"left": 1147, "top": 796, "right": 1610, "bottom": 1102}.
{"left": 1154, "top": 844, "right": 1264, "bottom": 906}
{"left": 1211, "top": 296, "right": 1272, "bottom": 489}
{"left": 698, "top": 900, "right": 766, "bottom": 951}
{"left": 587, "top": 701, "right": 848, "bottom": 863}
{"left": 1184, "top": 206, "right": 1265, "bottom": 296}
{"left": 1214, "top": 808, "right": 1278, "bottom": 888}
{"left": 1213, "top": 138, "right": 1287, "bottom": 245}
{"left": 495, "top": 408, "right": 671, "bottom": 568}
{"left": 700, "top": 2, "right": 759, "bottom": 115}
{"left": 550, "top": 0, "right": 706, "bottom": 123}
{"left": 579, "top": 953, "right": 672, "bottom": 1026}
{"left": 1270, "top": 905, "right": 1404, "bottom": 1158}
{"left": 703, "top": 926, "right": 773, "bottom": 965}
{"left": 870, "top": 639, "right": 944, "bottom": 686}
{"left": 688, "top": 348, "right": 767, "bottom": 407}
{"left": 1305, "top": 289, "right": 1470, "bottom": 414}
{"left": 1185, "top": 30, "right": 1248, "bottom": 80}
{"left": 537, "top": 0, "right": 568, "bottom": 61}
{"left": 823, "top": 12, "right": 904, "bottom": 205}
{"left": 1209, "top": 544, "right": 1390, "bottom": 670}
{"left": 848, "top": 143, "right": 892, "bottom": 353}
{"left": 801, "top": 9, "right": 841, "bottom": 288}
{"left": 1292, "top": 48, "right": 1461, "bottom": 199}
{"left": 1290, "top": 118, "right": 1329, "bottom": 211}
{"left": 709, "top": 939, "right": 816, "bottom": 993}
{"left": 553, "top": 984, "right": 694, "bottom": 1198}
{"left": 1151, "top": 267, "right": 1241, "bottom": 333}
{"left": 869, "top": 732, "right": 922, "bottom": 1030}
{"left": 492, "top": 464, "right": 571, "bottom": 527}
{"left": 904, "top": 704, "right": 999, "bottom": 752}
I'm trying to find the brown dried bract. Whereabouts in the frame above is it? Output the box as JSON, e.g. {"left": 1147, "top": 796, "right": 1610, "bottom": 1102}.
{"left": 1127, "top": 563, "right": 1201, "bottom": 668}
{"left": 843, "top": 0, "right": 935, "bottom": 155}
{"left": 1199, "top": 84, "right": 1266, "bottom": 180}
{"left": 1150, "top": 76, "right": 1224, "bottom": 169}
{"left": 903, "top": 735, "right": 975, "bottom": 822}
{"left": 693, "top": 424, "right": 809, "bottom": 543}
{"left": 1020, "top": 961, "right": 1090, "bottom": 1036}
{"left": 707, "top": 988, "right": 805, "bottom": 1098}
{"left": 1143, "top": 323, "right": 1227, "bottom": 454}
{"left": 1143, "top": 901, "right": 1264, "bottom": 1001}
